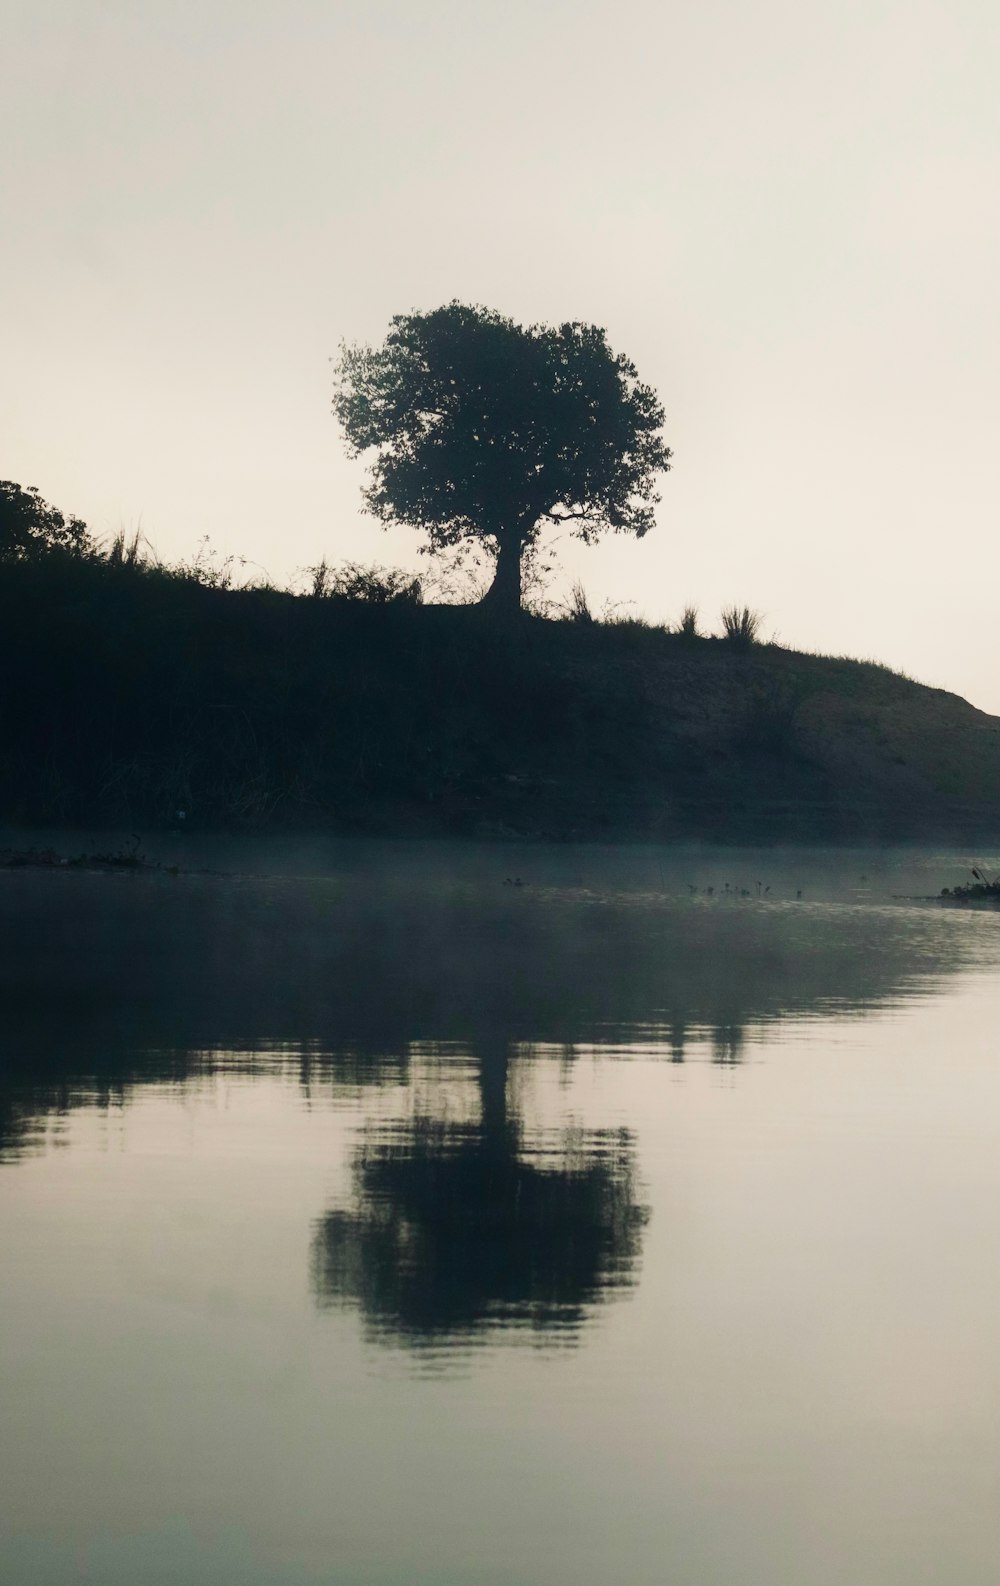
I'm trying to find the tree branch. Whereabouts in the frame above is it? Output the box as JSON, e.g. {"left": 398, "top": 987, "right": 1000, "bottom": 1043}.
{"left": 543, "top": 507, "right": 592, "bottom": 524}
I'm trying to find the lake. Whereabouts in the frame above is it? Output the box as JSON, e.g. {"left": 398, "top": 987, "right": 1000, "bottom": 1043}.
{"left": 2, "top": 837, "right": 1000, "bottom": 1585}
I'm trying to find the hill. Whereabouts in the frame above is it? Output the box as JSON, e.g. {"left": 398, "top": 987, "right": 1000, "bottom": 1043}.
{"left": 2, "top": 558, "right": 997, "bottom": 841}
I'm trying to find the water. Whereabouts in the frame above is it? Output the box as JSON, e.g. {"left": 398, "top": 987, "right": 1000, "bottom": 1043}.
{"left": 2, "top": 840, "right": 1000, "bottom": 1584}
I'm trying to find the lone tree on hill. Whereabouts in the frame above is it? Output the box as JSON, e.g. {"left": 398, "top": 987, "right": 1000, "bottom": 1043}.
{"left": 332, "top": 303, "right": 671, "bottom": 616}
{"left": 0, "top": 481, "right": 93, "bottom": 563}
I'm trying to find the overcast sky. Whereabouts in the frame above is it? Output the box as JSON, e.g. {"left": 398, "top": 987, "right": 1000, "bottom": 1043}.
{"left": 5, "top": 0, "right": 999, "bottom": 709}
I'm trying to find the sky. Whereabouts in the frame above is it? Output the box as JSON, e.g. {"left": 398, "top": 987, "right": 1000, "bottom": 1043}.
{"left": 4, "top": 0, "right": 999, "bottom": 711}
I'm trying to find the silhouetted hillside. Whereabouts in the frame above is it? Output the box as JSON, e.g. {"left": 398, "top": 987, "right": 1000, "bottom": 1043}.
{"left": 3, "top": 557, "right": 998, "bottom": 840}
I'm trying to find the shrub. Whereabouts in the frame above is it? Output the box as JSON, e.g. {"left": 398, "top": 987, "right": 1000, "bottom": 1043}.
{"left": 415, "top": 544, "right": 491, "bottom": 606}
{"left": 0, "top": 481, "right": 94, "bottom": 563}
{"left": 679, "top": 604, "right": 699, "bottom": 638}
{"left": 943, "top": 868, "right": 1000, "bottom": 901}
{"left": 563, "top": 580, "right": 594, "bottom": 623}
{"left": 104, "top": 528, "right": 150, "bottom": 571}
{"left": 720, "top": 605, "right": 763, "bottom": 646}
{"left": 600, "top": 599, "right": 648, "bottom": 627}
{"left": 170, "top": 536, "right": 244, "bottom": 589}
{"left": 307, "top": 559, "right": 422, "bottom": 604}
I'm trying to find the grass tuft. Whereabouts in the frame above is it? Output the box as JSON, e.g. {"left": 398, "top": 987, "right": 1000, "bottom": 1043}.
{"left": 720, "top": 605, "right": 763, "bottom": 646}
{"left": 306, "top": 559, "right": 422, "bottom": 604}
{"left": 563, "top": 581, "right": 594, "bottom": 623}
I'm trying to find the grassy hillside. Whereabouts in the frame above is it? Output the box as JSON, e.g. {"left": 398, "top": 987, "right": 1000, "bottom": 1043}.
{"left": 2, "top": 557, "right": 998, "bottom": 841}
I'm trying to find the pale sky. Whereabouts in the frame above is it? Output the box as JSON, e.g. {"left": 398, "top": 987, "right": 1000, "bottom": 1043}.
{"left": 5, "top": 0, "right": 999, "bottom": 710}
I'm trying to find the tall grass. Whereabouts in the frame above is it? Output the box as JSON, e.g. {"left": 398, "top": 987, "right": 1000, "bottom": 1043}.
{"left": 564, "top": 580, "right": 594, "bottom": 623}
{"left": 720, "top": 605, "right": 763, "bottom": 646}
{"left": 104, "top": 528, "right": 148, "bottom": 570}
{"left": 306, "top": 559, "right": 422, "bottom": 603}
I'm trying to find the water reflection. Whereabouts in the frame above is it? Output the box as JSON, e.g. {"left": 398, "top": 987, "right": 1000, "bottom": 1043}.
{"left": 312, "top": 1040, "right": 647, "bottom": 1346}
{"left": 4, "top": 849, "right": 1000, "bottom": 1584}
{"left": 0, "top": 862, "right": 995, "bottom": 1164}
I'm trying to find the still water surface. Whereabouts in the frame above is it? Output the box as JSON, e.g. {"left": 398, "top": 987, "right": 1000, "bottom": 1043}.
{"left": 2, "top": 840, "right": 1000, "bottom": 1584}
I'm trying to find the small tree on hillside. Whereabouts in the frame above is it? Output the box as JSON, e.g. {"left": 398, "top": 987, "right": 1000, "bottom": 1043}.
{"left": 0, "top": 481, "right": 94, "bottom": 563}
{"left": 332, "top": 303, "right": 671, "bottom": 617}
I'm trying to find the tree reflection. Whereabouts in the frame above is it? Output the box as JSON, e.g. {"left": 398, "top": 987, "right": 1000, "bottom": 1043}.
{"left": 0, "top": 861, "right": 987, "bottom": 1162}
{"left": 311, "top": 1041, "right": 648, "bottom": 1345}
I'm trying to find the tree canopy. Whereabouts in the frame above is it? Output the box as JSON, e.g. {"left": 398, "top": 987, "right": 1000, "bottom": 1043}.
{"left": 333, "top": 303, "right": 671, "bottom": 614}
{"left": 0, "top": 481, "right": 93, "bottom": 564}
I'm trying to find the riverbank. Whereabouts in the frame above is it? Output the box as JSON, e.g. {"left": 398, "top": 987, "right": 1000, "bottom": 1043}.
{"left": 4, "top": 557, "right": 998, "bottom": 842}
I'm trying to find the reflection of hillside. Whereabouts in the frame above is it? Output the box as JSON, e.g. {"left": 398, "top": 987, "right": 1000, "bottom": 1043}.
{"left": 0, "top": 868, "right": 985, "bottom": 1158}
{"left": 311, "top": 1044, "right": 647, "bottom": 1345}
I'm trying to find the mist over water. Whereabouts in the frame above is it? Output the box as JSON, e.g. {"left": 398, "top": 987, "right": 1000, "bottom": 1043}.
{"left": 2, "top": 839, "right": 1000, "bottom": 1584}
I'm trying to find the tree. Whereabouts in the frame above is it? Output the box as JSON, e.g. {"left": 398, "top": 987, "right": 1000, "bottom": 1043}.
{"left": 0, "top": 481, "right": 94, "bottom": 563}
{"left": 312, "top": 1038, "right": 648, "bottom": 1343}
{"left": 332, "top": 303, "right": 671, "bottom": 616}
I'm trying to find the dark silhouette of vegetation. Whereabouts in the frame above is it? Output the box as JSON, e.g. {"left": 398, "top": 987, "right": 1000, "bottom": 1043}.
{"left": 0, "top": 481, "right": 94, "bottom": 563}
{"left": 564, "top": 580, "right": 595, "bottom": 623}
{"left": 720, "top": 604, "right": 763, "bottom": 646}
{"left": 0, "top": 837, "right": 160, "bottom": 872}
{"left": 332, "top": 302, "right": 671, "bottom": 617}
{"left": 306, "top": 558, "right": 422, "bottom": 603}
{"left": 940, "top": 867, "right": 1000, "bottom": 905}
{"left": 1, "top": 475, "right": 998, "bottom": 840}
{"left": 104, "top": 528, "right": 148, "bottom": 570}
{"left": 679, "top": 603, "right": 700, "bottom": 638}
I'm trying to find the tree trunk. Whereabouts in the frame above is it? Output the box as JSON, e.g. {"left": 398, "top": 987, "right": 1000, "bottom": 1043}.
{"left": 478, "top": 1040, "right": 510, "bottom": 1145}
{"left": 479, "top": 534, "right": 522, "bottom": 617}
